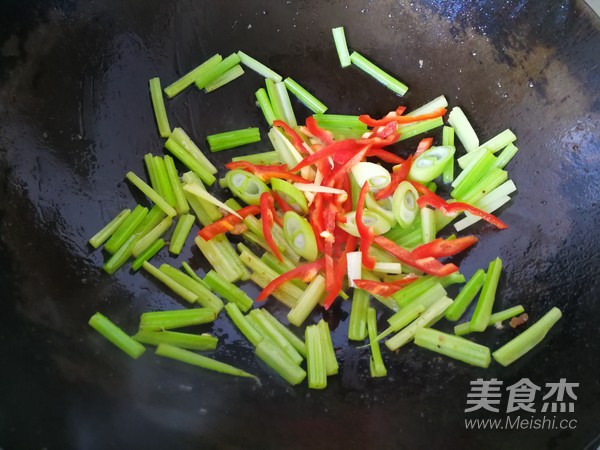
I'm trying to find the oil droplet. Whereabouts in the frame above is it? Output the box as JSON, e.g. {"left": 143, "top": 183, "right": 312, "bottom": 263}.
{"left": 528, "top": 81, "right": 534, "bottom": 88}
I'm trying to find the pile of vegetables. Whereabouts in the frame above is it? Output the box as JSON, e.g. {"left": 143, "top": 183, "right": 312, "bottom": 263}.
{"left": 88, "top": 26, "right": 561, "bottom": 388}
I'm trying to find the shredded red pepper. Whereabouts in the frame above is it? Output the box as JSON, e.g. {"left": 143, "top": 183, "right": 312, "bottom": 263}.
{"left": 353, "top": 277, "right": 418, "bottom": 297}
{"left": 373, "top": 235, "right": 459, "bottom": 276}
{"left": 225, "top": 161, "right": 308, "bottom": 184}
{"left": 366, "top": 148, "right": 405, "bottom": 164}
{"left": 324, "top": 143, "right": 371, "bottom": 187}
{"left": 410, "top": 236, "right": 479, "bottom": 259}
{"left": 197, "top": 205, "right": 261, "bottom": 240}
{"left": 356, "top": 181, "right": 377, "bottom": 270}
{"left": 305, "top": 116, "right": 335, "bottom": 145}
{"left": 257, "top": 259, "right": 325, "bottom": 301}
{"left": 375, "top": 154, "right": 414, "bottom": 200}
{"left": 272, "top": 120, "right": 310, "bottom": 156}
{"left": 417, "top": 193, "right": 508, "bottom": 229}
{"left": 291, "top": 139, "right": 358, "bottom": 173}
{"left": 260, "top": 192, "right": 284, "bottom": 262}
{"left": 414, "top": 137, "right": 433, "bottom": 157}
{"left": 359, "top": 107, "right": 447, "bottom": 127}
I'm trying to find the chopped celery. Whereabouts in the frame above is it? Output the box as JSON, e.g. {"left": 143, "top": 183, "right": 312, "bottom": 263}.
{"left": 348, "top": 288, "right": 369, "bottom": 341}
{"left": 194, "top": 53, "right": 241, "bottom": 89}
{"left": 131, "top": 238, "right": 165, "bottom": 271}
{"left": 125, "top": 172, "right": 177, "bottom": 217}
{"left": 207, "top": 128, "right": 261, "bottom": 152}
{"left": 306, "top": 325, "right": 327, "bottom": 389}
{"left": 469, "top": 258, "right": 502, "bottom": 332}
{"left": 149, "top": 77, "right": 171, "bottom": 137}
{"left": 89, "top": 312, "right": 145, "bottom": 359}
{"left": 447, "top": 107, "right": 479, "bottom": 152}
{"left": 204, "top": 270, "right": 253, "bottom": 312}
{"left": 255, "top": 339, "right": 306, "bottom": 385}
{"left": 169, "top": 127, "right": 218, "bottom": 174}
{"left": 287, "top": 275, "right": 326, "bottom": 326}
{"left": 104, "top": 205, "right": 148, "bottom": 254}
{"left": 284, "top": 77, "right": 327, "bottom": 114}
{"left": 159, "top": 264, "right": 224, "bottom": 312}
{"left": 350, "top": 51, "right": 408, "bottom": 96}
{"left": 255, "top": 88, "right": 277, "bottom": 126}
{"left": 165, "top": 138, "right": 216, "bottom": 186}
{"left": 237, "top": 51, "right": 282, "bottom": 81}
{"left": 414, "top": 328, "right": 491, "bottom": 368}
{"left": 331, "top": 26, "right": 351, "bottom": 68}
{"left": 454, "top": 305, "right": 525, "bottom": 336}
{"left": 133, "top": 330, "right": 218, "bottom": 351}
{"left": 142, "top": 261, "right": 198, "bottom": 304}
{"left": 139, "top": 308, "right": 216, "bottom": 331}
{"left": 445, "top": 269, "right": 486, "bottom": 321}
{"left": 169, "top": 214, "right": 195, "bottom": 255}
{"left": 164, "top": 54, "right": 222, "bottom": 98}
{"left": 89, "top": 209, "right": 131, "bottom": 249}
{"left": 367, "top": 308, "right": 387, "bottom": 377}
{"left": 204, "top": 64, "right": 245, "bottom": 92}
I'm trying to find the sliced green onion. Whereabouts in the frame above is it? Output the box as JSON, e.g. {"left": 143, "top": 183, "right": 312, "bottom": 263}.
{"left": 225, "top": 169, "right": 270, "bottom": 206}
{"left": 126, "top": 172, "right": 177, "bottom": 217}
{"left": 492, "top": 307, "right": 562, "bottom": 366}
{"left": 385, "top": 296, "right": 453, "bottom": 351}
{"left": 372, "top": 262, "right": 402, "bottom": 274}
{"left": 224, "top": 303, "right": 262, "bottom": 347}
{"left": 313, "top": 114, "right": 367, "bottom": 130}
{"left": 255, "top": 339, "right": 306, "bottom": 385}
{"left": 478, "top": 129, "right": 517, "bottom": 153}
{"left": 131, "top": 238, "right": 165, "bottom": 271}
{"left": 284, "top": 77, "right": 327, "bottom": 114}
{"left": 195, "top": 235, "right": 249, "bottom": 283}
{"left": 469, "top": 257, "right": 502, "bottom": 332}
{"left": 89, "top": 209, "right": 131, "bottom": 249}
{"left": 351, "top": 162, "right": 391, "bottom": 192}
{"left": 339, "top": 209, "right": 392, "bottom": 237}
{"left": 397, "top": 117, "right": 444, "bottom": 141}
{"left": 139, "top": 308, "right": 216, "bottom": 331}
{"left": 89, "top": 312, "right": 145, "bottom": 359}
{"left": 454, "top": 305, "right": 525, "bottom": 336}
{"left": 365, "top": 192, "right": 396, "bottom": 225}
{"left": 170, "top": 127, "right": 218, "bottom": 174}
{"left": 408, "top": 146, "right": 455, "bottom": 183}
{"left": 414, "top": 328, "right": 491, "bottom": 368}
{"left": 392, "top": 181, "right": 419, "bottom": 228}
{"left": 405, "top": 95, "right": 448, "bottom": 117}
{"left": 160, "top": 264, "right": 224, "bottom": 312}
{"left": 287, "top": 275, "right": 326, "bottom": 327}
{"left": 447, "top": 107, "right": 479, "bottom": 152}
{"left": 204, "top": 269, "right": 254, "bottom": 313}
{"left": 104, "top": 205, "right": 148, "bottom": 254}
{"left": 346, "top": 251, "right": 362, "bottom": 288}
{"left": 367, "top": 308, "right": 387, "bottom": 377}
{"left": 133, "top": 330, "right": 217, "bottom": 351}
{"left": 149, "top": 77, "right": 171, "bottom": 137}
{"left": 164, "top": 138, "right": 216, "bottom": 186}
{"left": 420, "top": 207, "right": 436, "bottom": 243}
{"left": 163, "top": 155, "right": 189, "bottom": 215}
{"left": 282, "top": 211, "right": 318, "bottom": 261}
{"left": 194, "top": 53, "right": 241, "bottom": 89}
{"left": 232, "top": 150, "right": 279, "bottom": 165}
{"left": 331, "top": 26, "right": 351, "bottom": 68}
{"left": 375, "top": 301, "right": 426, "bottom": 342}
{"left": 274, "top": 81, "right": 297, "bottom": 127}
{"left": 255, "top": 88, "right": 277, "bottom": 126}
{"left": 444, "top": 269, "right": 486, "bottom": 321}
{"left": 156, "top": 343, "right": 256, "bottom": 379}
{"left": 348, "top": 288, "right": 370, "bottom": 341}
{"left": 142, "top": 262, "right": 198, "bottom": 304}
{"left": 249, "top": 310, "right": 303, "bottom": 365}
{"left": 207, "top": 128, "right": 261, "bottom": 152}
{"left": 237, "top": 50, "right": 282, "bottom": 81}
{"left": 164, "top": 54, "right": 222, "bottom": 98}
{"left": 153, "top": 156, "right": 176, "bottom": 207}
{"left": 495, "top": 143, "right": 519, "bottom": 169}
{"left": 271, "top": 178, "right": 308, "bottom": 214}
{"left": 169, "top": 214, "right": 195, "bottom": 255}
{"left": 350, "top": 51, "right": 408, "bottom": 96}
{"left": 204, "top": 64, "right": 245, "bottom": 92}
{"left": 306, "top": 325, "right": 327, "bottom": 389}
{"left": 132, "top": 216, "right": 172, "bottom": 257}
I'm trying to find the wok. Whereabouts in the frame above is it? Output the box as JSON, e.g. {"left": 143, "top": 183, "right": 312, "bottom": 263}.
{"left": 1, "top": 0, "right": 599, "bottom": 449}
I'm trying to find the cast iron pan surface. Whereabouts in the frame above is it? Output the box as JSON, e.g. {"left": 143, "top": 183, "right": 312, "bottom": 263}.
{"left": 1, "top": 1, "right": 599, "bottom": 449}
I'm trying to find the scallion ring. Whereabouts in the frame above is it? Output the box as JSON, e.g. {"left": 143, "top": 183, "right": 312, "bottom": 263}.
{"left": 225, "top": 169, "right": 270, "bottom": 205}
{"left": 408, "top": 145, "right": 455, "bottom": 183}
{"left": 271, "top": 178, "right": 309, "bottom": 214}
{"left": 350, "top": 162, "right": 391, "bottom": 192}
{"left": 338, "top": 209, "right": 392, "bottom": 237}
{"left": 365, "top": 192, "right": 396, "bottom": 225}
{"left": 283, "top": 211, "right": 318, "bottom": 261}
{"left": 392, "top": 181, "right": 419, "bottom": 228}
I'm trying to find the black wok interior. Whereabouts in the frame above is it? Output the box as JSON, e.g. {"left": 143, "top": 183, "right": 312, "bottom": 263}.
{"left": 1, "top": 1, "right": 599, "bottom": 449}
